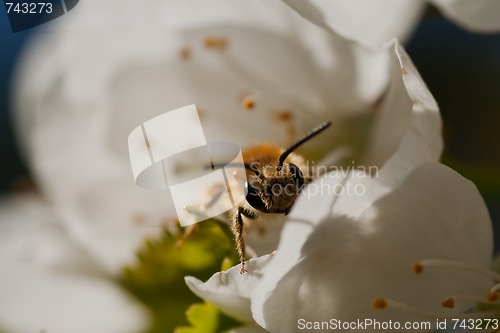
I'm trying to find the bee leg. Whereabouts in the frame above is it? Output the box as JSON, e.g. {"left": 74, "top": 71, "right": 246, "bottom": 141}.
{"left": 179, "top": 184, "right": 225, "bottom": 248}
{"left": 176, "top": 224, "right": 197, "bottom": 248}
{"left": 202, "top": 183, "right": 224, "bottom": 210}
{"left": 232, "top": 207, "right": 247, "bottom": 274}
{"left": 232, "top": 207, "right": 257, "bottom": 274}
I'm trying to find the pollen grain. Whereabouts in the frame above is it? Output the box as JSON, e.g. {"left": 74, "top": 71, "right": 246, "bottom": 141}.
{"left": 487, "top": 291, "right": 499, "bottom": 302}
{"left": 412, "top": 262, "right": 424, "bottom": 274}
{"left": 180, "top": 47, "right": 191, "bottom": 60}
{"left": 204, "top": 36, "right": 228, "bottom": 51}
{"left": 441, "top": 297, "right": 455, "bottom": 309}
{"left": 273, "top": 109, "right": 296, "bottom": 145}
{"left": 372, "top": 297, "right": 388, "bottom": 309}
{"left": 242, "top": 95, "right": 255, "bottom": 111}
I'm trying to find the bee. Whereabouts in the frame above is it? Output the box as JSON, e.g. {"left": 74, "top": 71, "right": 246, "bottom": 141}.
{"left": 231, "top": 121, "right": 331, "bottom": 273}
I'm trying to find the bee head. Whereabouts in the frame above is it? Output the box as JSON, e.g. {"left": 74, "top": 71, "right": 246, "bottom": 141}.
{"left": 245, "top": 162, "right": 305, "bottom": 214}
{"left": 243, "top": 121, "right": 331, "bottom": 215}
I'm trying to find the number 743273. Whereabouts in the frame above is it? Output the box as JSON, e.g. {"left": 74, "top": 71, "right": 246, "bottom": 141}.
{"left": 451, "top": 318, "right": 498, "bottom": 330}
{"left": 5, "top": 2, "right": 53, "bottom": 14}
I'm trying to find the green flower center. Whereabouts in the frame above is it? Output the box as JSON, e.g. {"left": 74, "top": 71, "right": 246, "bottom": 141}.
{"left": 120, "top": 219, "right": 242, "bottom": 332}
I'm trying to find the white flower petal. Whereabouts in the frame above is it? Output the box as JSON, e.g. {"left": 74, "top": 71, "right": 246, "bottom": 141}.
{"left": 23, "top": 103, "right": 176, "bottom": 273}
{"left": 185, "top": 255, "right": 272, "bottom": 324}
{"left": 0, "top": 264, "right": 149, "bottom": 333}
{"left": 245, "top": 220, "right": 286, "bottom": 257}
{"left": 0, "top": 195, "right": 100, "bottom": 275}
{"left": 367, "top": 40, "right": 443, "bottom": 188}
{"left": 107, "top": 26, "right": 334, "bottom": 150}
{"left": 0, "top": 196, "right": 149, "bottom": 333}
{"left": 362, "top": 44, "right": 414, "bottom": 169}
{"left": 13, "top": 1, "right": 182, "bottom": 274}
{"left": 281, "top": 0, "right": 426, "bottom": 47}
{"left": 252, "top": 163, "right": 492, "bottom": 331}
{"left": 431, "top": 0, "right": 500, "bottom": 32}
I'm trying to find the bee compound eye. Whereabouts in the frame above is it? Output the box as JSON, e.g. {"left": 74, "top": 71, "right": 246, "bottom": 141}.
{"left": 249, "top": 162, "right": 261, "bottom": 176}
{"left": 244, "top": 181, "right": 267, "bottom": 212}
{"left": 289, "top": 163, "right": 305, "bottom": 191}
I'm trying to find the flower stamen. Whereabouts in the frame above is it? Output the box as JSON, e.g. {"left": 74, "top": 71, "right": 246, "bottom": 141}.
{"left": 272, "top": 109, "right": 296, "bottom": 146}
{"left": 409, "top": 259, "right": 500, "bottom": 318}
{"left": 372, "top": 297, "right": 388, "bottom": 309}
{"left": 242, "top": 95, "right": 255, "bottom": 110}
{"left": 204, "top": 36, "right": 228, "bottom": 51}
{"left": 412, "top": 259, "right": 500, "bottom": 281}
{"left": 487, "top": 290, "right": 499, "bottom": 302}
{"left": 412, "top": 262, "right": 424, "bottom": 274}
{"left": 441, "top": 297, "right": 454, "bottom": 309}
{"left": 180, "top": 47, "right": 191, "bottom": 60}
{"left": 442, "top": 294, "right": 500, "bottom": 307}
{"left": 372, "top": 297, "right": 494, "bottom": 320}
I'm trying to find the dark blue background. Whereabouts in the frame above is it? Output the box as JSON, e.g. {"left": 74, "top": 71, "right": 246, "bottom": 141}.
{"left": 3, "top": 0, "right": 79, "bottom": 32}
{"left": 0, "top": 6, "right": 31, "bottom": 192}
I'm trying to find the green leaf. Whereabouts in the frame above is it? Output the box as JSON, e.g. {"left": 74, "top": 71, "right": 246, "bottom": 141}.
{"left": 119, "top": 219, "right": 241, "bottom": 333}
{"left": 221, "top": 256, "right": 235, "bottom": 272}
{"left": 174, "top": 302, "right": 218, "bottom": 333}
{"left": 175, "top": 302, "right": 243, "bottom": 333}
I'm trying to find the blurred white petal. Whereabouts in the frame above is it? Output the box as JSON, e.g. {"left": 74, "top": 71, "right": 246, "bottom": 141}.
{"left": 431, "top": 0, "right": 500, "bottom": 32}
{"left": 0, "top": 195, "right": 149, "bottom": 333}
{"left": 281, "top": 0, "right": 425, "bottom": 47}
{"left": 281, "top": 0, "right": 500, "bottom": 48}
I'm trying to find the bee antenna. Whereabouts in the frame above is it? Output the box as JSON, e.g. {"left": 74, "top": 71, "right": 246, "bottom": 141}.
{"left": 278, "top": 121, "right": 331, "bottom": 167}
